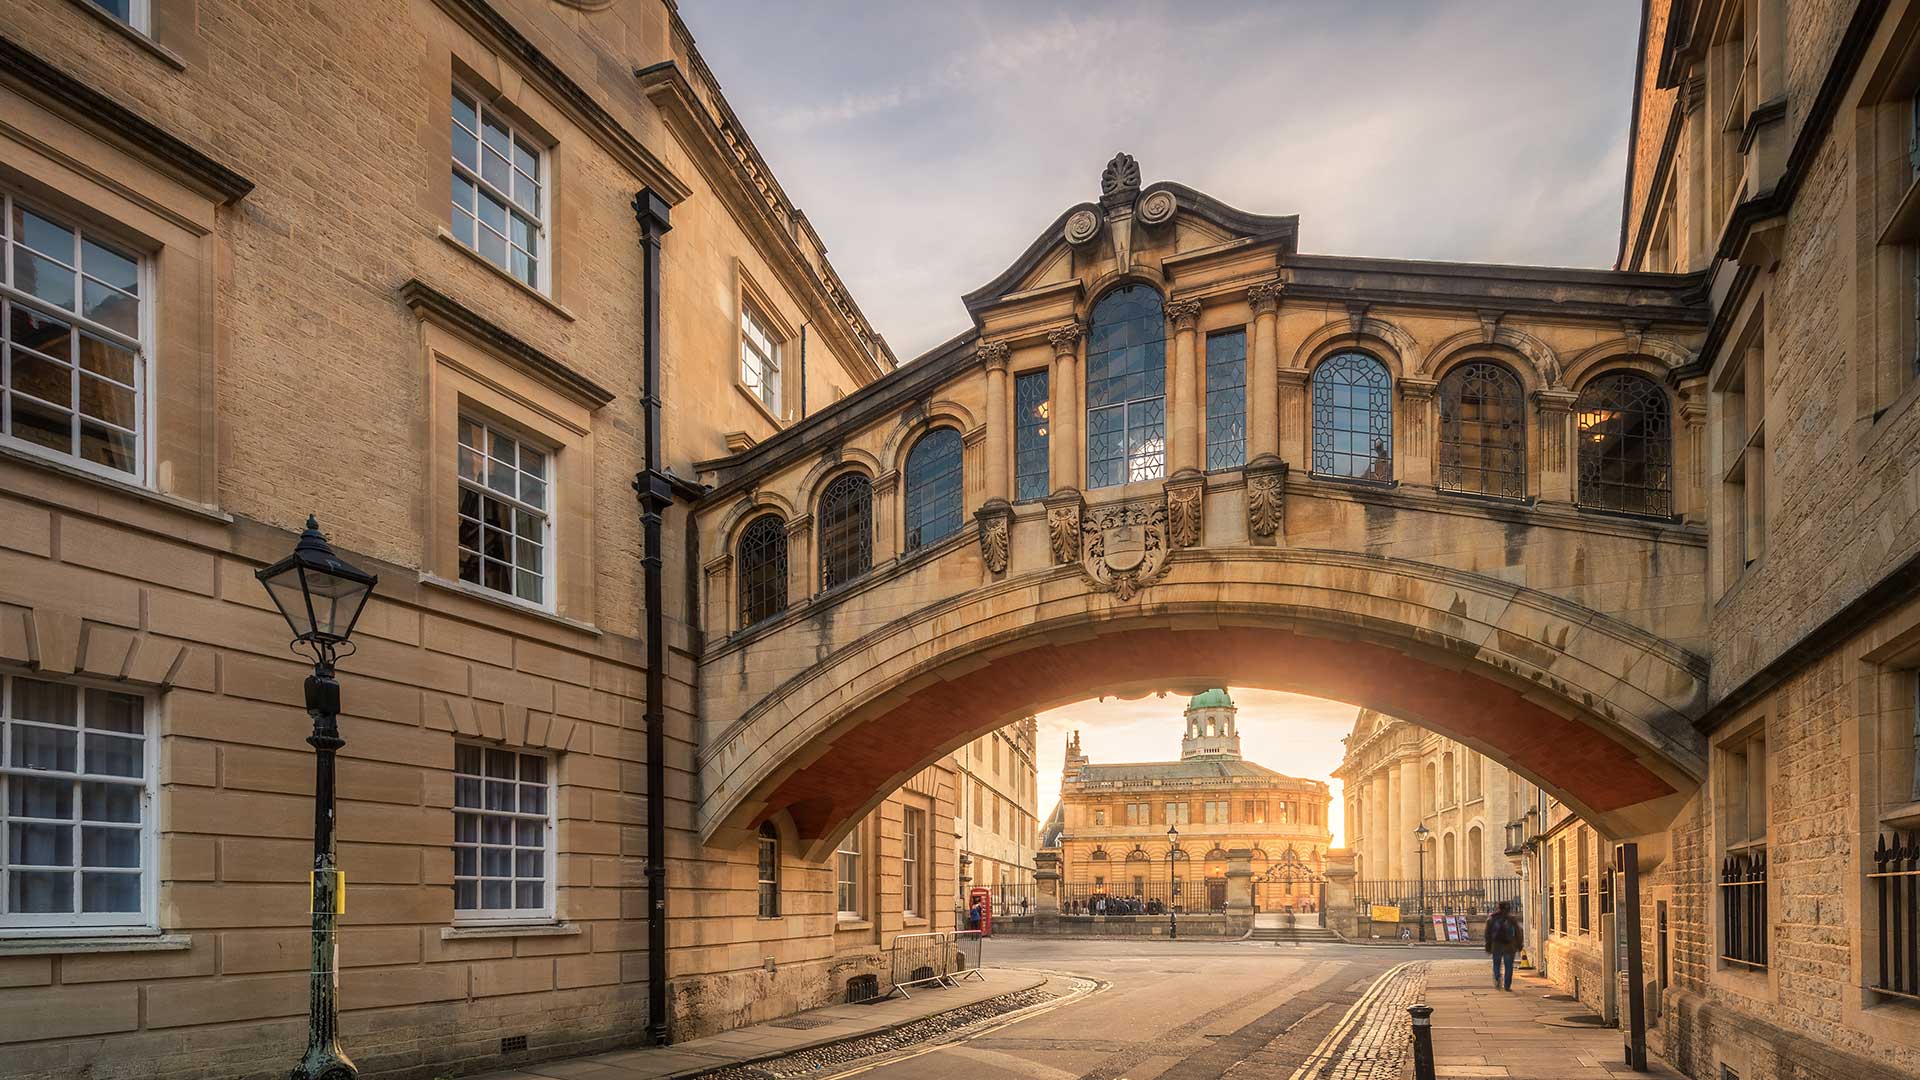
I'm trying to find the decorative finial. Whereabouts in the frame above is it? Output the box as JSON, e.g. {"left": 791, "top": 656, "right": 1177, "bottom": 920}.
{"left": 1101, "top": 152, "right": 1141, "bottom": 204}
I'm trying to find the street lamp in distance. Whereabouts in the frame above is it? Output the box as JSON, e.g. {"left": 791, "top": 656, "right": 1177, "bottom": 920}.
{"left": 257, "top": 515, "right": 377, "bottom": 1080}
{"left": 1166, "top": 824, "right": 1180, "bottom": 940}
{"left": 1413, "top": 822, "right": 1432, "bottom": 943}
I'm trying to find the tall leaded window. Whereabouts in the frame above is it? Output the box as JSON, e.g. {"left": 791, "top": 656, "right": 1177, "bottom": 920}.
{"left": 736, "top": 515, "right": 788, "bottom": 628}
{"left": 2, "top": 193, "right": 145, "bottom": 480}
{"left": 1576, "top": 371, "right": 1673, "bottom": 517}
{"left": 1086, "top": 285, "right": 1167, "bottom": 487}
{"left": 1014, "top": 369, "right": 1050, "bottom": 500}
{"left": 741, "top": 301, "right": 782, "bottom": 416}
{"left": 1205, "top": 329, "right": 1247, "bottom": 470}
{"left": 457, "top": 416, "right": 549, "bottom": 606}
{"left": 450, "top": 88, "right": 544, "bottom": 289}
{"left": 453, "top": 744, "right": 552, "bottom": 920}
{"left": 816, "top": 472, "right": 873, "bottom": 591}
{"left": 1312, "top": 351, "right": 1393, "bottom": 482}
{"left": 835, "top": 824, "right": 863, "bottom": 918}
{"left": 1437, "top": 361, "right": 1526, "bottom": 499}
{"left": 902, "top": 808, "right": 924, "bottom": 917}
{"left": 904, "top": 428, "right": 963, "bottom": 551}
{"left": 1, "top": 676, "right": 150, "bottom": 928}
{"left": 756, "top": 822, "right": 780, "bottom": 918}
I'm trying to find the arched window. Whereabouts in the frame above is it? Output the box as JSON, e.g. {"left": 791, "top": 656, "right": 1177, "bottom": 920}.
{"left": 736, "top": 515, "right": 788, "bottom": 629}
{"left": 1576, "top": 371, "right": 1672, "bottom": 517}
{"left": 1311, "top": 350, "right": 1393, "bottom": 481}
{"left": 1085, "top": 285, "right": 1167, "bottom": 487}
{"left": 1437, "top": 361, "right": 1526, "bottom": 498}
{"left": 904, "top": 428, "right": 963, "bottom": 551}
{"left": 1467, "top": 825, "right": 1484, "bottom": 879}
{"left": 816, "top": 472, "right": 873, "bottom": 590}
{"left": 756, "top": 822, "right": 780, "bottom": 918}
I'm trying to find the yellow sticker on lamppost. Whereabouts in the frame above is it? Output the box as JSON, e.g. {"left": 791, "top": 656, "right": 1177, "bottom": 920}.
{"left": 309, "top": 870, "right": 346, "bottom": 914}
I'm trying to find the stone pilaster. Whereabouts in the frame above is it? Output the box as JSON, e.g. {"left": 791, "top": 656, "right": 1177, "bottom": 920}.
{"left": 1247, "top": 281, "right": 1284, "bottom": 462}
{"left": 785, "top": 514, "right": 814, "bottom": 602}
{"left": 1047, "top": 323, "right": 1083, "bottom": 493}
{"left": 1034, "top": 850, "right": 1061, "bottom": 913}
{"left": 1226, "top": 848, "right": 1254, "bottom": 912}
{"left": 1398, "top": 378, "right": 1437, "bottom": 487}
{"left": 1677, "top": 376, "right": 1708, "bottom": 525}
{"left": 1399, "top": 759, "right": 1421, "bottom": 879}
{"left": 1534, "top": 388, "right": 1579, "bottom": 504}
{"left": 1166, "top": 298, "right": 1204, "bottom": 477}
{"left": 1275, "top": 367, "right": 1310, "bottom": 472}
{"left": 979, "top": 341, "right": 1011, "bottom": 504}
{"left": 702, "top": 553, "right": 733, "bottom": 640}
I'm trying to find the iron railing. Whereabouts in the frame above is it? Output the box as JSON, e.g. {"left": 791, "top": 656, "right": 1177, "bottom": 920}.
{"left": 1719, "top": 848, "right": 1768, "bottom": 969}
{"left": 1873, "top": 830, "right": 1920, "bottom": 999}
{"left": 1060, "top": 881, "right": 1192, "bottom": 913}
{"left": 964, "top": 883, "right": 1038, "bottom": 918}
{"left": 1354, "top": 877, "right": 1523, "bottom": 916}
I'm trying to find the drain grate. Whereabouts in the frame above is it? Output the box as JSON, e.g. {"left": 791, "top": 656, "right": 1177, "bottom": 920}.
{"left": 769, "top": 1016, "right": 834, "bottom": 1031}
{"left": 500, "top": 1035, "right": 528, "bottom": 1054}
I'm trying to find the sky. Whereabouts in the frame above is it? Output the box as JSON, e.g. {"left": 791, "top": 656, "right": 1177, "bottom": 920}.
{"left": 679, "top": 1, "right": 1641, "bottom": 361}
{"left": 1034, "top": 689, "right": 1362, "bottom": 845}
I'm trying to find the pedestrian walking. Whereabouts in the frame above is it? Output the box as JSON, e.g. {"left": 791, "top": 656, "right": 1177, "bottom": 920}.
{"left": 1485, "top": 901, "right": 1522, "bottom": 990}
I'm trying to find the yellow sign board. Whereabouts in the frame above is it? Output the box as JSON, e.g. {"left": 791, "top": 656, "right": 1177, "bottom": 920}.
{"left": 1370, "top": 904, "right": 1401, "bottom": 923}
{"left": 309, "top": 870, "right": 346, "bottom": 914}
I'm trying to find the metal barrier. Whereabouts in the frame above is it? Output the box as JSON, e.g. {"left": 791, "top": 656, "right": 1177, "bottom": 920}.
{"left": 951, "top": 929, "right": 985, "bottom": 983}
{"left": 885, "top": 930, "right": 985, "bottom": 998}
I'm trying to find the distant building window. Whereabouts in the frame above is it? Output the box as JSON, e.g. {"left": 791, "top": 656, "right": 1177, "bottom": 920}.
{"left": 1312, "top": 351, "right": 1393, "bottom": 482}
{"left": 1164, "top": 802, "right": 1190, "bottom": 826}
{"left": 736, "top": 515, "right": 789, "bottom": 629}
{"left": 1093, "top": 809, "right": 1106, "bottom": 826}
{"left": 904, "top": 428, "right": 963, "bottom": 551}
{"left": 89, "top": 0, "right": 148, "bottom": 32}
{"left": 1437, "top": 361, "right": 1526, "bottom": 499}
{"left": 1717, "top": 339, "right": 1766, "bottom": 591}
{"left": 1014, "top": 369, "right": 1050, "bottom": 500}
{"left": 1, "top": 192, "right": 146, "bottom": 480}
{"left": 835, "top": 824, "right": 863, "bottom": 918}
{"left": 0, "top": 677, "right": 150, "bottom": 929}
{"left": 740, "top": 301, "right": 782, "bottom": 416}
{"left": 453, "top": 744, "right": 551, "bottom": 920}
{"left": 816, "top": 472, "right": 873, "bottom": 591}
{"left": 449, "top": 88, "right": 544, "bottom": 289}
{"left": 457, "top": 417, "right": 550, "bottom": 606}
{"left": 1576, "top": 372, "right": 1673, "bottom": 517}
{"left": 1086, "top": 285, "right": 1167, "bottom": 487}
{"left": 1204, "top": 801, "right": 1228, "bottom": 824}
{"left": 756, "top": 823, "right": 780, "bottom": 918}
{"left": 1205, "top": 329, "right": 1247, "bottom": 470}
{"left": 902, "top": 809, "right": 924, "bottom": 917}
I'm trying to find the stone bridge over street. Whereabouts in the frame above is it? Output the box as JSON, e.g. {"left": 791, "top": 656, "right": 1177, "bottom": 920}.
{"left": 689, "top": 155, "right": 1716, "bottom": 858}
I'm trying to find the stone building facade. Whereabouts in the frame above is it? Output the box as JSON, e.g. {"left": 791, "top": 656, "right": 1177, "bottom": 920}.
{"left": 954, "top": 716, "right": 1039, "bottom": 915}
{"left": 1056, "top": 691, "right": 1333, "bottom": 913}
{"left": 0, "top": 2, "right": 952, "bottom": 1078}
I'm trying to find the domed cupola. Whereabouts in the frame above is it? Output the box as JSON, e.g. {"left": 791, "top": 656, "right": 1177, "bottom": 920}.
{"left": 1181, "top": 688, "right": 1242, "bottom": 761}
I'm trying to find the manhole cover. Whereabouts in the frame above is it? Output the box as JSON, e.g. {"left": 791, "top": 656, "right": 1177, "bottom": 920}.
{"left": 1561, "top": 1014, "right": 1608, "bottom": 1026}
{"left": 769, "top": 1017, "right": 833, "bottom": 1030}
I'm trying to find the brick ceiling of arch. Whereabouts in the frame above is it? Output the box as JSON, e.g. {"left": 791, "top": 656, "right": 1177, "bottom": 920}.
{"left": 764, "top": 626, "right": 1681, "bottom": 844}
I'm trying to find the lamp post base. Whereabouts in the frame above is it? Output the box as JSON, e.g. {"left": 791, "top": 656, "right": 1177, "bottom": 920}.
{"left": 289, "top": 1047, "right": 358, "bottom": 1080}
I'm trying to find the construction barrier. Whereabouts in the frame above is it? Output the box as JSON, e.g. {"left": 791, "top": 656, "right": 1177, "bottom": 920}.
{"left": 885, "top": 929, "right": 985, "bottom": 998}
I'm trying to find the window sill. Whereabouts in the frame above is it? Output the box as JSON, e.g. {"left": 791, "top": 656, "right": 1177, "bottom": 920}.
{"left": 419, "top": 573, "right": 601, "bottom": 636}
{"left": 1880, "top": 800, "right": 1920, "bottom": 830}
{"left": 0, "top": 932, "right": 189, "bottom": 956}
{"left": 442, "top": 921, "right": 578, "bottom": 940}
{"left": 835, "top": 917, "right": 872, "bottom": 931}
{"left": 435, "top": 228, "right": 576, "bottom": 323}
{"left": 66, "top": 0, "right": 187, "bottom": 70}
{"left": 734, "top": 381, "right": 788, "bottom": 429}
{"left": 0, "top": 443, "right": 230, "bottom": 524}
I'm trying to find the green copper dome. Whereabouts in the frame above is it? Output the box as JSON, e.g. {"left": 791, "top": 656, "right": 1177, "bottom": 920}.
{"left": 1187, "top": 688, "right": 1233, "bottom": 709}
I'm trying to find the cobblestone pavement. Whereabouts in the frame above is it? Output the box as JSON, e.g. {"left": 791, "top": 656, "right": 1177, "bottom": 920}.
{"left": 1290, "top": 960, "right": 1430, "bottom": 1080}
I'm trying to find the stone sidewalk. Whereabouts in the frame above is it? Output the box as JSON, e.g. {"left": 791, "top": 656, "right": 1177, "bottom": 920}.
{"left": 469, "top": 967, "right": 1060, "bottom": 1080}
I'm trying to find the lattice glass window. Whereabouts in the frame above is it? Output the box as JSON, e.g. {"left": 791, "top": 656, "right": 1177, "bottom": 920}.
{"left": 1312, "top": 351, "right": 1393, "bottom": 482}
{"left": 902, "top": 808, "right": 924, "bottom": 917}
{"left": 1086, "top": 285, "right": 1167, "bottom": 487}
{"left": 736, "top": 515, "right": 788, "bottom": 628}
{"left": 835, "top": 824, "right": 863, "bottom": 918}
{"left": 1014, "top": 369, "right": 1050, "bottom": 500}
{"left": 453, "top": 744, "right": 551, "bottom": 920}
{"left": 904, "top": 428, "right": 963, "bottom": 551}
{"left": 1205, "top": 329, "right": 1247, "bottom": 470}
{"left": 757, "top": 823, "right": 780, "bottom": 918}
{"left": 2, "top": 192, "right": 146, "bottom": 480}
{"left": 1, "top": 677, "right": 150, "bottom": 929}
{"left": 1577, "top": 372, "right": 1673, "bottom": 517}
{"left": 449, "top": 88, "right": 544, "bottom": 289}
{"left": 741, "top": 302, "right": 782, "bottom": 416}
{"left": 816, "top": 472, "right": 872, "bottom": 591}
{"left": 457, "top": 416, "right": 549, "bottom": 606}
{"left": 1437, "top": 361, "right": 1526, "bottom": 499}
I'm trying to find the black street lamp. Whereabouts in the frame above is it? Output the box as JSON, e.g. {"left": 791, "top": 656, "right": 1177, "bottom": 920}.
{"left": 1414, "top": 823, "right": 1431, "bottom": 943}
{"left": 1166, "top": 824, "right": 1180, "bottom": 940}
{"left": 258, "top": 516, "right": 377, "bottom": 1080}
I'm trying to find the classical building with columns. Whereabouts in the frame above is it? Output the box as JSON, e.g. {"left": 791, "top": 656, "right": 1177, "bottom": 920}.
{"left": 1054, "top": 691, "right": 1332, "bottom": 912}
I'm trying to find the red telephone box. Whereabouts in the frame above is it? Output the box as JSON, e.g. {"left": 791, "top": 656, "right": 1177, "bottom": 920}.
{"left": 968, "top": 887, "right": 993, "bottom": 935}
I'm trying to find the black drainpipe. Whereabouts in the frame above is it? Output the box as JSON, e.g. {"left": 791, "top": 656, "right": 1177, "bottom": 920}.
{"left": 630, "top": 188, "right": 673, "bottom": 1046}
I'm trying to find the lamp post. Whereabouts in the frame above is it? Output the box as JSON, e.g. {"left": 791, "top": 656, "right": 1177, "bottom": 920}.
{"left": 258, "top": 516, "right": 377, "bottom": 1080}
{"left": 1414, "top": 823, "right": 1431, "bottom": 943}
{"left": 1166, "top": 824, "right": 1180, "bottom": 940}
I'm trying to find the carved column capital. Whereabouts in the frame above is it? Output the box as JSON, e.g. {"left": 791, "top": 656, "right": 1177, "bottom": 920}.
{"left": 978, "top": 340, "right": 1011, "bottom": 371}
{"left": 1047, "top": 322, "right": 1084, "bottom": 357}
{"left": 1399, "top": 378, "right": 1437, "bottom": 403}
{"left": 1248, "top": 280, "right": 1286, "bottom": 315}
{"left": 1533, "top": 388, "right": 1579, "bottom": 414}
{"left": 1275, "top": 367, "right": 1311, "bottom": 389}
{"left": 1166, "top": 298, "right": 1203, "bottom": 332}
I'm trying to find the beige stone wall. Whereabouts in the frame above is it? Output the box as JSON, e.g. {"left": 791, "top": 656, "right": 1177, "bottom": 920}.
{"left": 955, "top": 719, "right": 1040, "bottom": 902}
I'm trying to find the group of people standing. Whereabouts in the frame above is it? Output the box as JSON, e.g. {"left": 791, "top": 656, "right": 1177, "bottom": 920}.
{"left": 1065, "top": 894, "right": 1169, "bottom": 916}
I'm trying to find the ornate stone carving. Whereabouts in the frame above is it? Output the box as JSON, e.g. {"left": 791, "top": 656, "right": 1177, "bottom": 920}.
{"left": 1064, "top": 208, "right": 1101, "bottom": 246}
{"left": 1165, "top": 298, "right": 1202, "bottom": 332}
{"left": 1101, "top": 152, "right": 1141, "bottom": 202}
{"left": 1345, "top": 300, "right": 1371, "bottom": 335}
{"left": 1045, "top": 500, "right": 1080, "bottom": 565}
{"left": 978, "top": 340, "right": 1011, "bottom": 371}
{"left": 1136, "top": 188, "right": 1176, "bottom": 226}
{"left": 1165, "top": 477, "right": 1203, "bottom": 549}
{"left": 1247, "top": 280, "right": 1285, "bottom": 315}
{"left": 1244, "top": 457, "right": 1289, "bottom": 540}
{"left": 1477, "top": 310, "right": 1504, "bottom": 345}
{"left": 1079, "top": 498, "right": 1172, "bottom": 601}
{"left": 975, "top": 499, "right": 1012, "bottom": 574}
{"left": 1047, "top": 322, "right": 1084, "bottom": 357}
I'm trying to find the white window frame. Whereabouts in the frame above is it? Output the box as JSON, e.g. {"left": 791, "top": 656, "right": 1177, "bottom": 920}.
{"left": 0, "top": 189, "right": 152, "bottom": 486}
{"left": 456, "top": 414, "right": 554, "bottom": 611}
{"left": 0, "top": 672, "right": 157, "bottom": 935}
{"left": 91, "top": 0, "right": 151, "bottom": 34}
{"left": 449, "top": 84, "right": 549, "bottom": 293}
{"left": 741, "top": 301, "right": 783, "bottom": 417}
{"left": 452, "top": 742, "right": 556, "bottom": 925}
{"left": 756, "top": 824, "right": 780, "bottom": 918}
{"left": 902, "top": 808, "right": 923, "bottom": 919}
{"left": 835, "top": 823, "right": 863, "bottom": 919}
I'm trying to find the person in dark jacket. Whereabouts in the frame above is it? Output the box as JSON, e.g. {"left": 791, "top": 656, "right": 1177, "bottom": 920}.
{"left": 1485, "top": 901, "right": 1522, "bottom": 990}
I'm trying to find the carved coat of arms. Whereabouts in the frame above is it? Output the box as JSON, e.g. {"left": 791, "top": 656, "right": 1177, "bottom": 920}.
{"left": 1079, "top": 499, "right": 1172, "bottom": 601}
